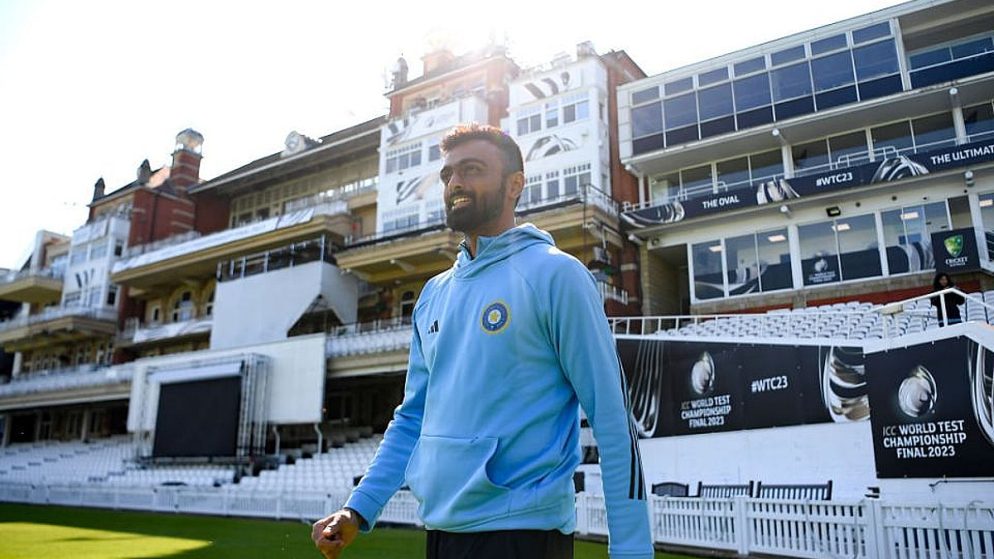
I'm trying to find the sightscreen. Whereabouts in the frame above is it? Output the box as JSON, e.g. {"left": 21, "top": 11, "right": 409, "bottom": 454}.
{"left": 152, "top": 376, "right": 241, "bottom": 457}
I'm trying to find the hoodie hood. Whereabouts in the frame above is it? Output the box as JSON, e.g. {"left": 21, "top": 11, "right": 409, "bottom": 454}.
{"left": 453, "top": 223, "right": 555, "bottom": 279}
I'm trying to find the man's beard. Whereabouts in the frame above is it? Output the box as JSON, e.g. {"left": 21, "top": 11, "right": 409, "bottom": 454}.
{"left": 445, "top": 180, "right": 507, "bottom": 233}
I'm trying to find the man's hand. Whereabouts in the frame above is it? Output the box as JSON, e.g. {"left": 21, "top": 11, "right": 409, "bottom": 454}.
{"left": 311, "top": 508, "right": 362, "bottom": 559}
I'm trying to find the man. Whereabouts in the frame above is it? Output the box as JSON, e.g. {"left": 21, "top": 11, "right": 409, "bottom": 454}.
{"left": 312, "top": 123, "right": 652, "bottom": 559}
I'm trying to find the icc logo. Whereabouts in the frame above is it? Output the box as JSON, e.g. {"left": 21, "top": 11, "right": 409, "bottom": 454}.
{"left": 480, "top": 301, "right": 510, "bottom": 334}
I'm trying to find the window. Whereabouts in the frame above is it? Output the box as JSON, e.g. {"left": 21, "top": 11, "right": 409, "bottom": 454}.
{"left": 811, "top": 34, "right": 847, "bottom": 56}
{"left": 64, "top": 291, "right": 81, "bottom": 307}
{"left": 852, "top": 22, "right": 891, "bottom": 44}
{"left": 563, "top": 96, "right": 589, "bottom": 124}
{"left": 664, "top": 77, "right": 693, "bottom": 95}
{"left": 91, "top": 242, "right": 109, "bottom": 260}
{"left": 385, "top": 143, "right": 422, "bottom": 174}
{"left": 828, "top": 131, "right": 870, "bottom": 167}
{"left": 106, "top": 286, "right": 117, "bottom": 307}
{"left": 716, "top": 157, "right": 750, "bottom": 191}
{"left": 725, "top": 234, "right": 760, "bottom": 296}
{"left": 965, "top": 102, "right": 994, "bottom": 142}
{"left": 694, "top": 228, "right": 793, "bottom": 300}
{"left": 632, "top": 102, "right": 663, "bottom": 138}
{"left": 546, "top": 171, "right": 560, "bottom": 199}
{"left": 203, "top": 289, "right": 214, "bottom": 317}
{"left": 697, "top": 84, "right": 734, "bottom": 121}
{"left": 400, "top": 290, "right": 416, "bottom": 319}
{"left": 835, "top": 214, "right": 881, "bottom": 280}
{"left": 853, "top": 40, "right": 899, "bottom": 81}
{"left": 799, "top": 221, "right": 841, "bottom": 286}
{"left": 872, "top": 121, "right": 914, "bottom": 157}
{"left": 516, "top": 108, "right": 542, "bottom": 135}
{"left": 772, "top": 46, "right": 805, "bottom": 66}
{"left": 524, "top": 175, "right": 542, "bottom": 206}
{"left": 563, "top": 164, "right": 591, "bottom": 196}
{"left": 70, "top": 246, "right": 87, "bottom": 265}
{"left": 428, "top": 143, "right": 441, "bottom": 162}
{"left": 881, "top": 202, "right": 949, "bottom": 274}
{"left": 664, "top": 92, "right": 697, "bottom": 129}
{"left": 172, "top": 291, "right": 194, "bottom": 322}
{"left": 757, "top": 229, "right": 792, "bottom": 291}
{"left": 678, "top": 165, "right": 711, "bottom": 199}
{"left": 749, "top": 150, "right": 784, "bottom": 183}
{"left": 793, "top": 140, "right": 830, "bottom": 175}
{"left": 698, "top": 67, "right": 728, "bottom": 87}
{"left": 631, "top": 87, "right": 658, "bottom": 105}
{"left": 771, "top": 62, "right": 812, "bottom": 102}
{"left": 113, "top": 241, "right": 123, "bottom": 257}
{"left": 150, "top": 305, "right": 161, "bottom": 324}
{"left": 545, "top": 103, "right": 559, "bottom": 128}
{"left": 908, "top": 33, "right": 994, "bottom": 88}
{"left": 733, "top": 72, "right": 772, "bottom": 111}
{"left": 734, "top": 57, "right": 766, "bottom": 76}
{"left": 811, "top": 51, "right": 855, "bottom": 92}
{"left": 911, "top": 112, "right": 956, "bottom": 151}
{"left": 692, "top": 241, "right": 724, "bottom": 300}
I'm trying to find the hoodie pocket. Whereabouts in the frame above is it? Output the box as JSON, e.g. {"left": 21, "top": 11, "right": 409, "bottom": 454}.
{"left": 404, "top": 435, "right": 510, "bottom": 527}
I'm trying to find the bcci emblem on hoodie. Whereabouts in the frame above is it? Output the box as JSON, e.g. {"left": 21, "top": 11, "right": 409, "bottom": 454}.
{"left": 481, "top": 301, "right": 510, "bottom": 334}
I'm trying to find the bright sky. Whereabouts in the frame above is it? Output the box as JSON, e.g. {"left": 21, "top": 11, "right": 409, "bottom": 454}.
{"left": 0, "top": 0, "right": 907, "bottom": 268}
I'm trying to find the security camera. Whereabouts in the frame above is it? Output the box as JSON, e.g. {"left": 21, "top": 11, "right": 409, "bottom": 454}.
{"left": 965, "top": 170, "right": 975, "bottom": 187}
{"left": 779, "top": 204, "right": 791, "bottom": 217}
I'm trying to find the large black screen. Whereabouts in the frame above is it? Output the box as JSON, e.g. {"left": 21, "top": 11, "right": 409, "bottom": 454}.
{"left": 153, "top": 376, "right": 241, "bottom": 457}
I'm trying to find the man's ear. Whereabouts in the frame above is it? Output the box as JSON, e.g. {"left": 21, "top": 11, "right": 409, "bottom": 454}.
{"left": 506, "top": 171, "right": 525, "bottom": 201}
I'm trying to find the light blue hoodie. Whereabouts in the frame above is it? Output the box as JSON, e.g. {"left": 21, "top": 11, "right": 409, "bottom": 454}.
{"left": 345, "top": 224, "right": 652, "bottom": 558}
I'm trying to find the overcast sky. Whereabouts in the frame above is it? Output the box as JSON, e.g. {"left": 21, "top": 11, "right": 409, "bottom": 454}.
{"left": 0, "top": 0, "right": 906, "bottom": 268}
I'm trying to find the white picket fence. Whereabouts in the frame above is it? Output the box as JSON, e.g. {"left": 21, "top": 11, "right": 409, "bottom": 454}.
{"left": 2, "top": 483, "right": 992, "bottom": 558}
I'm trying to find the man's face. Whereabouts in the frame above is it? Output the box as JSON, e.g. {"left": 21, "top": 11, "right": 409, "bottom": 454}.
{"left": 439, "top": 139, "right": 510, "bottom": 234}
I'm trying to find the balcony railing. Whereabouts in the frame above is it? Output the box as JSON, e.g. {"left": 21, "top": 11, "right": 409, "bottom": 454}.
{"left": 118, "top": 316, "right": 213, "bottom": 345}
{"left": 115, "top": 200, "right": 348, "bottom": 273}
{"left": 283, "top": 178, "right": 377, "bottom": 212}
{"left": 517, "top": 184, "right": 619, "bottom": 217}
{"left": 0, "top": 267, "right": 64, "bottom": 285}
{"left": 216, "top": 236, "right": 336, "bottom": 282}
{"left": 0, "top": 307, "right": 117, "bottom": 334}
{"left": 623, "top": 135, "right": 965, "bottom": 213}
{"left": 346, "top": 216, "right": 448, "bottom": 247}
{"left": 596, "top": 281, "right": 630, "bottom": 306}
{"left": 325, "top": 317, "right": 413, "bottom": 358}
{"left": 0, "top": 365, "right": 132, "bottom": 398}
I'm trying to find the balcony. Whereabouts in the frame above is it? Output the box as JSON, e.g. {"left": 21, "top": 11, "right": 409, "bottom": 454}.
{"left": 116, "top": 316, "right": 212, "bottom": 348}
{"left": 517, "top": 185, "right": 624, "bottom": 253}
{"left": 326, "top": 317, "right": 413, "bottom": 377}
{"left": 112, "top": 200, "right": 352, "bottom": 291}
{"left": 216, "top": 237, "right": 336, "bottom": 282}
{"left": 0, "top": 307, "right": 118, "bottom": 352}
{"left": 338, "top": 217, "right": 462, "bottom": 285}
{"left": 623, "top": 130, "right": 994, "bottom": 229}
{"left": 0, "top": 364, "right": 132, "bottom": 408}
{"left": 0, "top": 268, "right": 63, "bottom": 304}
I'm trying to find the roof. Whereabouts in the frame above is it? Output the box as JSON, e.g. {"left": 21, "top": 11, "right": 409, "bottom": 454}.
{"left": 190, "top": 115, "right": 386, "bottom": 195}
{"left": 387, "top": 45, "right": 518, "bottom": 96}
{"left": 90, "top": 166, "right": 183, "bottom": 207}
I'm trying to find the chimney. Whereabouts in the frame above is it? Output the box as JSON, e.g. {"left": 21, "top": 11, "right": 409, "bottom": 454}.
{"left": 422, "top": 48, "right": 455, "bottom": 76}
{"left": 137, "top": 159, "right": 152, "bottom": 185}
{"left": 171, "top": 128, "right": 204, "bottom": 192}
{"left": 391, "top": 56, "right": 409, "bottom": 89}
{"left": 92, "top": 178, "right": 106, "bottom": 202}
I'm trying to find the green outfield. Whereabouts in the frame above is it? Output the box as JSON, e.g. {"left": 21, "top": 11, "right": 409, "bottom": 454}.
{"left": 0, "top": 503, "right": 692, "bottom": 558}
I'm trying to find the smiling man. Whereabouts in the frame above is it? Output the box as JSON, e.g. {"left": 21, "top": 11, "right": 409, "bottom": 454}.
{"left": 312, "top": 123, "right": 652, "bottom": 559}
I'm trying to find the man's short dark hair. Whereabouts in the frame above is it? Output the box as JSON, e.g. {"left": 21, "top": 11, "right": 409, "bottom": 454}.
{"left": 440, "top": 123, "right": 524, "bottom": 179}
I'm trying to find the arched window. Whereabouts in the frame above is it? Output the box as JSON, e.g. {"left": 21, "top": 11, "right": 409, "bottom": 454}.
{"left": 400, "top": 290, "right": 416, "bottom": 321}
{"left": 172, "top": 291, "right": 194, "bottom": 322}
